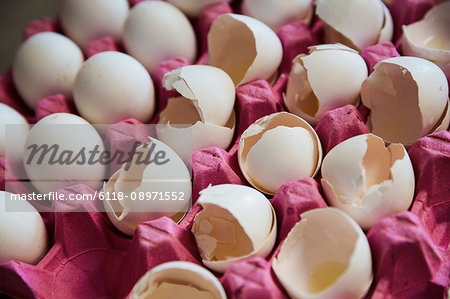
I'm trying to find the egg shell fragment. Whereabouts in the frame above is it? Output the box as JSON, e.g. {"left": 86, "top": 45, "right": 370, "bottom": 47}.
{"left": 59, "top": 0, "right": 129, "bottom": 49}
{"left": 130, "top": 261, "right": 226, "bottom": 299}
{"left": 12, "top": 32, "right": 83, "bottom": 109}
{"left": 123, "top": 1, "right": 197, "bottom": 74}
{"left": 73, "top": 51, "right": 155, "bottom": 124}
{"left": 321, "top": 133, "right": 415, "bottom": 229}
{"left": 0, "top": 103, "right": 29, "bottom": 163}
{"left": 192, "top": 184, "right": 277, "bottom": 273}
{"left": 285, "top": 44, "right": 368, "bottom": 125}
{"left": 208, "top": 13, "right": 283, "bottom": 86}
{"left": 361, "top": 56, "right": 449, "bottom": 145}
{"left": 241, "top": 0, "right": 313, "bottom": 31}
{"left": 272, "top": 207, "right": 373, "bottom": 299}
{"left": 238, "top": 112, "right": 322, "bottom": 195}
{"left": 0, "top": 191, "right": 48, "bottom": 265}
{"left": 167, "top": 0, "right": 231, "bottom": 17}
{"left": 103, "top": 139, "right": 191, "bottom": 236}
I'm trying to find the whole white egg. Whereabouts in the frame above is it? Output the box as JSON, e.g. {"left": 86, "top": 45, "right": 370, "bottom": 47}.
{"left": 0, "top": 103, "right": 29, "bottom": 163}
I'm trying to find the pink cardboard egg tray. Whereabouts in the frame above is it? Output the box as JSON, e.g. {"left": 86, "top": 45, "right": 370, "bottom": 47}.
{"left": 0, "top": 0, "right": 449, "bottom": 298}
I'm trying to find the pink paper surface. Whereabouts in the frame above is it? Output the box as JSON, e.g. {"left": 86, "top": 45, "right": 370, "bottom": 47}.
{"left": 221, "top": 257, "right": 288, "bottom": 299}
{"left": 0, "top": 70, "right": 34, "bottom": 123}
{"left": 84, "top": 36, "right": 121, "bottom": 58}
{"left": 315, "top": 105, "right": 369, "bottom": 155}
{"left": 361, "top": 41, "right": 400, "bottom": 73}
{"left": 365, "top": 211, "right": 449, "bottom": 298}
{"left": 35, "top": 94, "right": 77, "bottom": 121}
{"left": 23, "top": 17, "right": 59, "bottom": 39}
{"left": 0, "top": 157, "right": 34, "bottom": 196}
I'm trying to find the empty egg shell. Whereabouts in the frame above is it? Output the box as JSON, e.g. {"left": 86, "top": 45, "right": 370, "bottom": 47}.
{"left": 238, "top": 112, "right": 322, "bottom": 195}
{"left": 402, "top": 1, "right": 450, "bottom": 77}
{"left": 207, "top": 13, "right": 283, "bottom": 86}
{"left": 130, "top": 261, "right": 226, "bottom": 299}
{"left": 285, "top": 44, "right": 368, "bottom": 125}
{"left": 0, "top": 103, "right": 29, "bottom": 163}
{"left": 103, "top": 139, "right": 191, "bottom": 236}
{"left": 123, "top": 1, "right": 197, "bottom": 74}
{"left": 321, "top": 133, "right": 415, "bottom": 229}
{"left": 157, "top": 65, "right": 236, "bottom": 162}
{"left": 316, "top": 0, "right": 393, "bottom": 51}
{"left": 167, "top": 0, "right": 231, "bottom": 17}
{"left": 241, "top": 0, "right": 313, "bottom": 31}
{"left": 73, "top": 51, "right": 155, "bottom": 124}
{"left": 192, "top": 184, "right": 277, "bottom": 273}
{"left": 361, "top": 56, "right": 449, "bottom": 146}
{"left": 272, "top": 207, "right": 373, "bottom": 299}
{"left": 0, "top": 191, "right": 48, "bottom": 264}
{"left": 59, "top": 0, "right": 129, "bottom": 49}
{"left": 12, "top": 32, "right": 83, "bottom": 109}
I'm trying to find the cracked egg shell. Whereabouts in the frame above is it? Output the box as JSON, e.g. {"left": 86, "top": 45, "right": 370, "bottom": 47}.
{"left": 59, "top": 0, "right": 129, "bottom": 49}
{"left": 167, "top": 0, "right": 232, "bottom": 17}
{"left": 12, "top": 32, "right": 83, "bottom": 109}
{"left": 238, "top": 112, "right": 322, "bottom": 195}
{"left": 130, "top": 261, "right": 226, "bottom": 299}
{"left": 0, "top": 103, "right": 29, "bottom": 163}
{"left": 123, "top": 1, "right": 197, "bottom": 74}
{"left": 361, "top": 56, "right": 449, "bottom": 146}
{"left": 192, "top": 184, "right": 277, "bottom": 273}
{"left": 285, "top": 44, "right": 368, "bottom": 126}
{"left": 402, "top": 1, "right": 450, "bottom": 77}
{"left": 321, "top": 133, "right": 415, "bottom": 230}
{"left": 241, "top": 0, "right": 313, "bottom": 31}
{"left": 0, "top": 191, "right": 48, "bottom": 265}
{"left": 316, "top": 0, "right": 393, "bottom": 51}
{"left": 103, "top": 139, "right": 191, "bottom": 236}
{"left": 207, "top": 13, "right": 283, "bottom": 86}
{"left": 73, "top": 51, "right": 155, "bottom": 124}
{"left": 272, "top": 207, "right": 373, "bottom": 299}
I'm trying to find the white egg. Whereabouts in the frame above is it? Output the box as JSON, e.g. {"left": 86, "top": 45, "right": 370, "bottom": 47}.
{"left": 23, "top": 113, "right": 106, "bottom": 194}
{"left": 73, "top": 51, "right": 155, "bottom": 124}
{"left": 241, "top": 0, "right": 314, "bottom": 31}
{"left": 130, "top": 261, "right": 226, "bottom": 299}
{"left": 123, "top": 1, "right": 197, "bottom": 74}
{"left": 321, "top": 133, "right": 415, "bottom": 229}
{"left": 157, "top": 65, "right": 236, "bottom": 162}
{"left": 167, "top": 0, "right": 231, "bottom": 17}
{"left": 238, "top": 112, "right": 322, "bottom": 195}
{"left": 316, "top": 0, "right": 393, "bottom": 51}
{"left": 12, "top": 32, "right": 83, "bottom": 109}
{"left": 208, "top": 13, "right": 283, "bottom": 86}
{"left": 192, "top": 184, "right": 277, "bottom": 273}
{"left": 0, "top": 103, "right": 29, "bottom": 163}
{"left": 272, "top": 207, "right": 373, "bottom": 299}
{"left": 361, "top": 56, "right": 449, "bottom": 146}
{"left": 402, "top": 1, "right": 450, "bottom": 77}
{"left": 285, "top": 44, "right": 368, "bottom": 125}
{"left": 103, "top": 139, "right": 191, "bottom": 236}
{"left": 59, "top": 0, "right": 129, "bottom": 49}
{"left": 0, "top": 191, "right": 48, "bottom": 264}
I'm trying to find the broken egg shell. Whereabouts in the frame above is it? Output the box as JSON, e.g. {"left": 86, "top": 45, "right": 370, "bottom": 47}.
{"left": 0, "top": 103, "right": 29, "bottom": 163}
{"left": 167, "top": 0, "right": 231, "bottom": 17}
{"left": 192, "top": 184, "right": 277, "bottom": 273}
{"left": 0, "top": 191, "right": 48, "bottom": 265}
{"left": 156, "top": 102, "right": 235, "bottom": 163}
{"left": 320, "top": 133, "right": 415, "bottom": 230}
{"left": 123, "top": 1, "right": 197, "bottom": 74}
{"left": 238, "top": 112, "right": 322, "bottom": 195}
{"left": 12, "top": 32, "right": 84, "bottom": 109}
{"left": 316, "top": 0, "right": 390, "bottom": 51}
{"left": 73, "top": 51, "right": 155, "bottom": 124}
{"left": 163, "top": 65, "right": 235, "bottom": 127}
{"left": 272, "top": 207, "right": 373, "bottom": 299}
{"left": 241, "top": 0, "right": 313, "bottom": 31}
{"left": 59, "top": 0, "right": 129, "bottom": 49}
{"left": 130, "top": 261, "right": 226, "bottom": 299}
{"left": 285, "top": 44, "right": 368, "bottom": 126}
{"left": 378, "top": 4, "right": 394, "bottom": 44}
{"left": 361, "top": 56, "right": 449, "bottom": 145}
{"left": 207, "top": 13, "right": 283, "bottom": 86}
{"left": 103, "top": 139, "right": 191, "bottom": 236}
